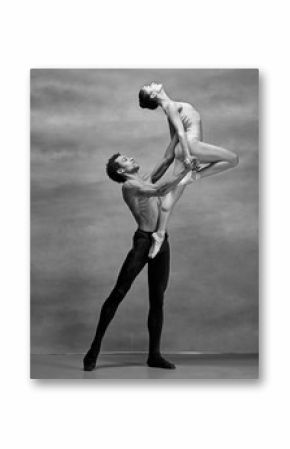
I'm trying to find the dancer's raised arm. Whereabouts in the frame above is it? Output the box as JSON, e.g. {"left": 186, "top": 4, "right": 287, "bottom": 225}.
{"left": 150, "top": 133, "right": 179, "bottom": 184}
{"left": 167, "top": 117, "right": 176, "bottom": 139}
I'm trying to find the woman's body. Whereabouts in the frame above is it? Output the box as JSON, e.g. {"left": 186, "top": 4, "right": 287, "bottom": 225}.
{"left": 139, "top": 82, "right": 239, "bottom": 257}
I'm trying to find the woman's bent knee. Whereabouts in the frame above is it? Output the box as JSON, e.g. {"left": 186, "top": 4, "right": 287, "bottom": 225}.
{"left": 228, "top": 152, "right": 239, "bottom": 167}
{"left": 231, "top": 153, "right": 239, "bottom": 167}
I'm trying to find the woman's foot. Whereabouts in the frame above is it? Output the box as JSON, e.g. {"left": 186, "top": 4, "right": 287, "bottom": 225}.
{"left": 147, "top": 354, "right": 176, "bottom": 369}
{"left": 148, "top": 231, "right": 165, "bottom": 259}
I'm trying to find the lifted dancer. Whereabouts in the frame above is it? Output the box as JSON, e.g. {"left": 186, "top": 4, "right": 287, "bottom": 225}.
{"left": 139, "top": 82, "right": 239, "bottom": 258}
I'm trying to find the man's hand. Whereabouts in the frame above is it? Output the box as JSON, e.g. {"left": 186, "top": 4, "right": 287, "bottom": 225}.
{"left": 184, "top": 156, "right": 200, "bottom": 171}
{"left": 183, "top": 157, "right": 193, "bottom": 169}
{"left": 191, "top": 157, "right": 200, "bottom": 171}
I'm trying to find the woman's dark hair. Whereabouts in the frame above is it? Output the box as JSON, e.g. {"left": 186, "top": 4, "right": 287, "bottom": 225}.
{"left": 138, "top": 88, "right": 158, "bottom": 110}
{"left": 106, "top": 153, "right": 126, "bottom": 183}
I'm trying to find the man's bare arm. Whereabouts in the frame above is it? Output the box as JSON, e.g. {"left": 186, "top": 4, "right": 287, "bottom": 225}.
{"left": 125, "top": 166, "right": 191, "bottom": 198}
{"left": 150, "top": 134, "right": 179, "bottom": 184}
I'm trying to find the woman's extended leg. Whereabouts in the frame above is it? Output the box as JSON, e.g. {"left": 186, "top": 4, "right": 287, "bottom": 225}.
{"left": 190, "top": 140, "right": 239, "bottom": 178}
{"left": 149, "top": 142, "right": 238, "bottom": 258}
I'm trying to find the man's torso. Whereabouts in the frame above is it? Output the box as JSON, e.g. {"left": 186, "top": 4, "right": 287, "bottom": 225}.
{"left": 122, "top": 175, "right": 160, "bottom": 232}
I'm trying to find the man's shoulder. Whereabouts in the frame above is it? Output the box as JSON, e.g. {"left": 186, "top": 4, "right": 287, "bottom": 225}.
{"left": 122, "top": 176, "right": 152, "bottom": 196}
{"left": 123, "top": 176, "right": 149, "bottom": 189}
{"left": 123, "top": 179, "right": 137, "bottom": 190}
{"left": 122, "top": 179, "right": 141, "bottom": 193}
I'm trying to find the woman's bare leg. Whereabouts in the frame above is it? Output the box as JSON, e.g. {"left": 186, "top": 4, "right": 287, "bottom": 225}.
{"left": 190, "top": 140, "right": 239, "bottom": 178}
{"left": 149, "top": 141, "right": 238, "bottom": 258}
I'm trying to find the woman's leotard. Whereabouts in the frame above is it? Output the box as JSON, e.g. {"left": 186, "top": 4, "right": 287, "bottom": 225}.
{"left": 178, "top": 102, "right": 201, "bottom": 140}
{"left": 174, "top": 102, "right": 202, "bottom": 165}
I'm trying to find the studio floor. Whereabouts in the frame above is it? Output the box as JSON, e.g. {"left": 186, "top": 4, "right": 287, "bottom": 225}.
{"left": 31, "top": 353, "right": 259, "bottom": 380}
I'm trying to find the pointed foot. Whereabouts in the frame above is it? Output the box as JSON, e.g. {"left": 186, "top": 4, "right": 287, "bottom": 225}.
{"left": 148, "top": 232, "right": 165, "bottom": 259}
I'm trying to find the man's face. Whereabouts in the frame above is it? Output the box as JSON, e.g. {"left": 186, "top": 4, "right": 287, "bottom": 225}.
{"left": 116, "top": 154, "right": 139, "bottom": 176}
{"left": 142, "top": 81, "right": 163, "bottom": 97}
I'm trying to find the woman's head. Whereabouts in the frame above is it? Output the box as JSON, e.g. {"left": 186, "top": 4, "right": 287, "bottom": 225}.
{"left": 139, "top": 82, "right": 163, "bottom": 110}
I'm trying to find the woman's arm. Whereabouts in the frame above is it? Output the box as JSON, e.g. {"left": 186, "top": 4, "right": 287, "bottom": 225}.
{"left": 167, "top": 117, "right": 176, "bottom": 139}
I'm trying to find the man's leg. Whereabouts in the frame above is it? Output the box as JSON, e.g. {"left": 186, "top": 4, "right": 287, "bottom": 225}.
{"left": 147, "top": 236, "right": 175, "bottom": 369}
{"left": 84, "top": 231, "right": 150, "bottom": 371}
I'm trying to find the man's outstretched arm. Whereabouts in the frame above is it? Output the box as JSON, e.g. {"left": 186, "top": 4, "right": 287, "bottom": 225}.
{"left": 126, "top": 165, "right": 192, "bottom": 198}
{"left": 149, "top": 133, "right": 179, "bottom": 184}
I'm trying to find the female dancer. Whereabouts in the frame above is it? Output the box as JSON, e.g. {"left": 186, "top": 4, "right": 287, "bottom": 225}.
{"left": 139, "top": 82, "right": 239, "bottom": 258}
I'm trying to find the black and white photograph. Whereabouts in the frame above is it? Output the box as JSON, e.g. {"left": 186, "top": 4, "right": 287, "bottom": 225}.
{"left": 30, "top": 69, "right": 259, "bottom": 379}
{"left": 3, "top": 1, "right": 290, "bottom": 448}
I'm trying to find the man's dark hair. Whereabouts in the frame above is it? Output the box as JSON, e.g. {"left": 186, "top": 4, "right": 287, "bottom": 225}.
{"left": 106, "top": 153, "right": 126, "bottom": 183}
{"left": 138, "top": 88, "right": 158, "bottom": 110}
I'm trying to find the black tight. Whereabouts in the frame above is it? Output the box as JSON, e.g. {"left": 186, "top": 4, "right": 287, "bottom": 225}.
{"left": 88, "top": 229, "right": 170, "bottom": 358}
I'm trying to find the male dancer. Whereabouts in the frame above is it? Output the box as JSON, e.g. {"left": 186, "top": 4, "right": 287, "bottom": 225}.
{"left": 83, "top": 140, "right": 195, "bottom": 371}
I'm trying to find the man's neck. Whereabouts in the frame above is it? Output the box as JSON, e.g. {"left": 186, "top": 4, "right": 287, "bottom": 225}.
{"left": 126, "top": 172, "right": 144, "bottom": 182}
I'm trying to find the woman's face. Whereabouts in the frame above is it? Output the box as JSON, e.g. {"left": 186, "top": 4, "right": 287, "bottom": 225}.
{"left": 143, "top": 82, "right": 163, "bottom": 96}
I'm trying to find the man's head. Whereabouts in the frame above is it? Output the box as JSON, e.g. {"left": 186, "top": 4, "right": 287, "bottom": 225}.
{"left": 139, "top": 82, "right": 163, "bottom": 110}
{"left": 106, "top": 153, "right": 139, "bottom": 183}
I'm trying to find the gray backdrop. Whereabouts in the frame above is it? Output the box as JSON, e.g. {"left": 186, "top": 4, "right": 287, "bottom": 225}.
{"left": 31, "top": 69, "right": 258, "bottom": 354}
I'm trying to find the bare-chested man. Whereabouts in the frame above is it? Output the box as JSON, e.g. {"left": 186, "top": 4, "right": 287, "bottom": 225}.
{"left": 83, "top": 142, "right": 194, "bottom": 371}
